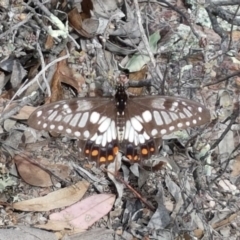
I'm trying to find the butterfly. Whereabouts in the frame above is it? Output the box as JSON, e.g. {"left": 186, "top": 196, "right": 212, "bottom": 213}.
{"left": 28, "top": 84, "right": 211, "bottom": 164}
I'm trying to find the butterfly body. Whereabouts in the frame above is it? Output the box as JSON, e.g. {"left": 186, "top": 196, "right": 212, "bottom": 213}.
{"left": 28, "top": 84, "right": 211, "bottom": 164}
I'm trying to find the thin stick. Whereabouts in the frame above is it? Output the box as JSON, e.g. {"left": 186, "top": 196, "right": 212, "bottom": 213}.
{"left": 133, "top": 0, "right": 156, "bottom": 68}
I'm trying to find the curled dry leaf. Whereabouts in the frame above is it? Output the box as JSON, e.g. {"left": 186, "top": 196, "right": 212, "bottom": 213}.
{"left": 49, "top": 194, "right": 116, "bottom": 230}
{"left": 13, "top": 181, "right": 90, "bottom": 211}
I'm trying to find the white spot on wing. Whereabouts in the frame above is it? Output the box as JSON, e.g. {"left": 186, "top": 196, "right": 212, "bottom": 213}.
{"left": 98, "top": 116, "right": 107, "bottom": 124}
{"left": 66, "top": 128, "right": 72, "bottom": 134}
{"left": 55, "top": 115, "right": 62, "bottom": 121}
{"left": 169, "top": 126, "right": 175, "bottom": 131}
{"left": 74, "top": 131, "right": 81, "bottom": 137}
{"left": 96, "top": 135, "right": 103, "bottom": 144}
{"left": 90, "top": 133, "right": 98, "bottom": 141}
{"left": 69, "top": 113, "right": 82, "bottom": 127}
{"left": 98, "top": 118, "right": 111, "bottom": 133}
{"left": 90, "top": 112, "right": 100, "bottom": 124}
{"left": 43, "top": 123, "right": 47, "bottom": 128}
{"left": 102, "top": 132, "right": 107, "bottom": 147}
{"left": 76, "top": 101, "right": 93, "bottom": 111}
{"left": 160, "top": 129, "right": 167, "bottom": 135}
{"left": 193, "top": 119, "right": 197, "bottom": 124}
{"left": 50, "top": 124, "right": 55, "bottom": 129}
{"left": 161, "top": 111, "right": 171, "bottom": 124}
{"left": 63, "top": 114, "right": 73, "bottom": 123}
{"left": 183, "top": 108, "right": 192, "bottom": 117}
{"left": 66, "top": 109, "right": 72, "bottom": 114}
{"left": 153, "top": 111, "right": 163, "bottom": 125}
{"left": 84, "top": 130, "right": 90, "bottom": 138}
{"left": 131, "top": 117, "right": 143, "bottom": 132}
{"left": 186, "top": 121, "right": 190, "bottom": 126}
{"left": 135, "top": 115, "right": 143, "bottom": 123}
{"left": 107, "top": 127, "right": 112, "bottom": 142}
{"left": 177, "top": 123, "right": 183, "bottom": 128}
{"left": 142, "top": 110, "right": 152, "bottom": 123}
{"left": 179, "top": 113, "right": 186, "bottom": 119}
{"left": 58, "top": 125, "right": 63, "bottom": 130}
{"left": 143, "top": 131, "right": 150, "bottom": 140}
{"left": 151, "top": 129, "right": 158, "bottom": 136}
{"left": 111, "top": 121, "right": 116, "bottom": 140}
{"left": 48, "top": 111, "right": 58, "bottom": 121}
{"left": 37, "top": 111, "right": 42, "bottom": 117}
{"left": 78, "top": 112, "right": 89, "bottom": 127}
{"left": 173, "top": 102, "right": 178, "bottom": 107}
{"left": 169, "top": 112, "right": 178, "bottom": 121}
{"left": 198, "top": 107, "right": 202, "bottom": 112}
{"left": 134, "top": 133, "right": 139, "bottom": 146}
{"left": 139, "top": 134, "right": 145, "bottom": 144}
{"left": 129, "top": 126, "right": 135, "bottom": 143}
{"left": 124, "top": 120, "right": 131, "bottom": 140}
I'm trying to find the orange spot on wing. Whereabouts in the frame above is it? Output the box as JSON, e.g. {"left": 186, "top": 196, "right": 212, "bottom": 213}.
{"left": 127, "top": 155, "right": 132, "bottom": 160}
{"left": 150, "top": 147, "right": 155, "bottom": 152}
{"left": 133, "top": 155, "right": 139, "bottom": 161}
{"left": 113, "top": 146, "right": 119, "bottom": 155}
{"left": 141, "top": 148, "right": 148, "bottom": 155}
{"left": 107, "top": 155, "right": 114, "bottom": 161}
{"left": 100, "top": 156, "right": 106, "bottom": 162}
{"left": 91, "top": 150, "right": 99, "bottom": 156}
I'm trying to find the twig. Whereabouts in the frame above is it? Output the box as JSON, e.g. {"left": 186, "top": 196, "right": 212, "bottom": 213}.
{"left": 105, "top": 168, "right": 155, "bottom": 211}
{"left": 133, "top": 0, "right": 156, "bottom": 67}
{"left": 36, "top": 42, "right": 51, "bottom": 97}
{"left": 203, "top": 70, "right": 240, "bottom": 87}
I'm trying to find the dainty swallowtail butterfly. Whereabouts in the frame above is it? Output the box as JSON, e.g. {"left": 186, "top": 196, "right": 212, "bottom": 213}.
{"left": 28, "top": 84, "right": 210, "bottom": 164}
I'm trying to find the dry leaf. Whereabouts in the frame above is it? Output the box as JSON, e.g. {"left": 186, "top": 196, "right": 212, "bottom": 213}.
{"left": 13, "top": 181, "right": 90, "bottom": 211}
{"left": 231, "top": 156, "right": 240, "bottom": 177}
{"left": 49, "top": 194, "right": 116, "bottom": 230}
{"left": 68, "top": 8, "right": 93, "bottom": 38}
{"left": 12, "top": 106, "right": 36, "bottom": 120}
{"left": 50, "top": 49, "right": 85, "bottom": 102}
{"left": 14, "top": 154, "right": 53, "bottom": 187}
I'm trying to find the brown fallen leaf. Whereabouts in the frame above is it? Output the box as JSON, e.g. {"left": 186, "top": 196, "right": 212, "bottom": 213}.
{"left": 50, "top": 49, "right": 85, "bottom": 102}
{"left": 49, "top": 194, "right": 116, "bottom": 230}
{"left": 13, "top": 181, "right": 90, "bottom": 211}
{"left": 231, "top": 155, "right": 240, "bottom": 177}
{"left": 12, "top": 106, "right": 36, "bottom": 120}
{"left": 14, "top": 153, "right": 53, "bottom": 187}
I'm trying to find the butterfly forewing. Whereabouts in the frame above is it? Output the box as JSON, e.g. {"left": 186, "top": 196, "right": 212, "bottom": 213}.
{"left": 126, "top": 96, "right": 211, "bottom": 139}
{"left": 28, "top": 98, "right": 117, "bottom": 140}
